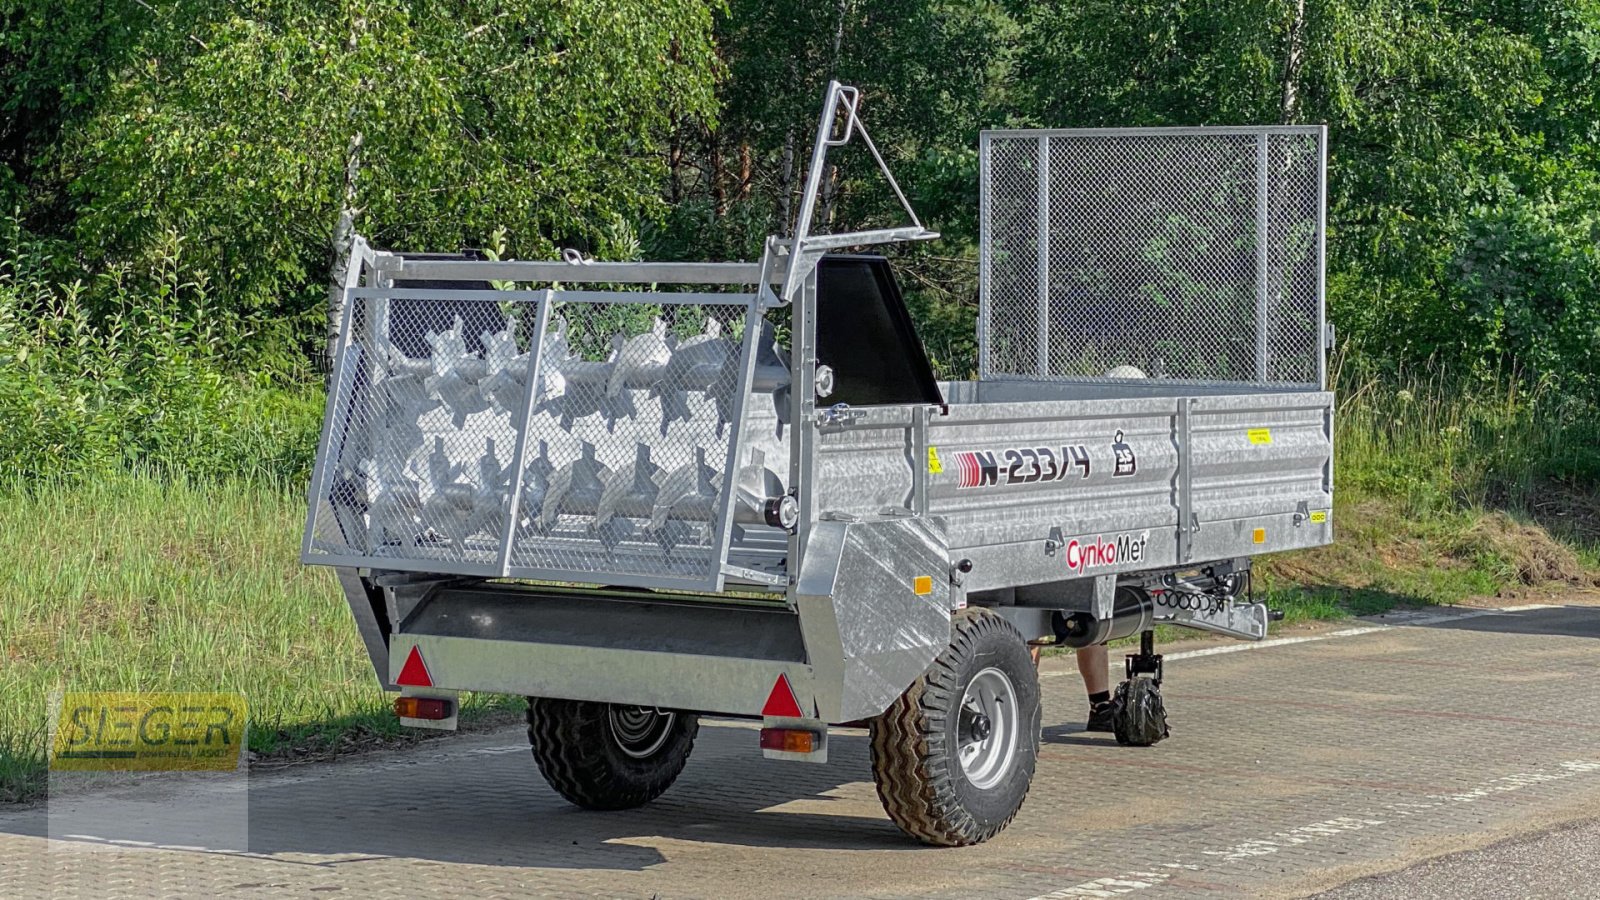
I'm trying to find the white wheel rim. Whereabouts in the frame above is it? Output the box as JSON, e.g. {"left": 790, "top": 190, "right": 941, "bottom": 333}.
{"left": 957, "top": 666, "right": 1018, "bottom": 790}
{"left": 608, "top": 706, "right": 675, "bottom": 759}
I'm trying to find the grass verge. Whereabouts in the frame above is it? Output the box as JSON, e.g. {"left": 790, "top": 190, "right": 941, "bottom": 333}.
{"left": 0, "top": 474, "right": 516, "bottom": 803}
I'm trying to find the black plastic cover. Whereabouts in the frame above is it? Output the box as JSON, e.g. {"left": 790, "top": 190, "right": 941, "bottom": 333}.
{"left": 815, "top": 255, "right": 945, "bottom": 408}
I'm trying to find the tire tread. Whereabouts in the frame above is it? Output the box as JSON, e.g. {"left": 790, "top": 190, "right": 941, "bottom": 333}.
{"left": 526, "top": 698, "right": 698, "bottom": 810}
{"left": 868, "top": 608, "right": 1040, "bottom": 846}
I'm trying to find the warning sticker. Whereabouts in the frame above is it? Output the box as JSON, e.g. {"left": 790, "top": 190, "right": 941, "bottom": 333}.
{"left": 51, "top": 691, "right": 247, "bottom": 772}
{"left": 927, "top": 446, "right": 943, "bottom": 474}
{"left": 1247, "top": 428, "right": 1273, "bottom": 445}
{"left": 1310, "top": 510, "right": 1328, "bottom": 523}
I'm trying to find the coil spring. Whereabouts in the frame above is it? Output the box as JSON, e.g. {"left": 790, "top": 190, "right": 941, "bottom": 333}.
{"left": 1153, "top": 590, "right": 1224, "bottom": 614}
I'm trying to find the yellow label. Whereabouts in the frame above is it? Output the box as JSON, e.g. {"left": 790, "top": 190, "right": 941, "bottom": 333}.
{"left": 52, "top": 692, "right": 247, "bottom": 772}
{"left": 927, "top": 446, "right": 943, "bottom": 474}
{"left": 1309, "top": 510, "right": 1328, "bottom": 523}
{"left": 1247, "top": 428, "right": 1273, "bottom": 445}
{"left": 1252, "top": 528, "right": 1267, "bottom": 544}
{"left": 913, "top": 575, "right": 934, "bottom": 595}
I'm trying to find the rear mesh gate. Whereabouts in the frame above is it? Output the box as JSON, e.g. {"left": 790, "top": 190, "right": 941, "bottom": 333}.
{"left": 979, "top": 127, "right": 1327, "bottom": 390}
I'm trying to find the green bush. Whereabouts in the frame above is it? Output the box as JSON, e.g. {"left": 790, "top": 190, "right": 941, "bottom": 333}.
{"left": 0, "top": 228, "right": 321, "bottom": 483}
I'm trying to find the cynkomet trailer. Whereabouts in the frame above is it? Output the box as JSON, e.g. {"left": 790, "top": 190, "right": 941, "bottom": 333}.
{"left": 302, "top": 83, "right": 1333, "bottom": 845}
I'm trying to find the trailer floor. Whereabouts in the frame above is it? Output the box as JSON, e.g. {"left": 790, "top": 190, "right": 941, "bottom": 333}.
{"left": 5, "top": 603, "right": 1600, "bottom": 899}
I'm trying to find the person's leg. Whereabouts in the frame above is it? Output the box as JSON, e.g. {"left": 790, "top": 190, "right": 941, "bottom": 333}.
{"left": 1077, "top": 644, "right": 1115, "bottom": 732}
{"left": 1076, "top": 644, "right": 1110, "bottom": 695}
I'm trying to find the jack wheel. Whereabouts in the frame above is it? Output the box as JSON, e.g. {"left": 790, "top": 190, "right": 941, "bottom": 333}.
{"left": 1111, "top": 677, "right": 1170, "bottom": 746}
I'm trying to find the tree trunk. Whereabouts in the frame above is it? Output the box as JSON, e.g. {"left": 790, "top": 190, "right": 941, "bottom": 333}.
{"left": 777, "top": 127, "right": 796, "bottom": 236}
{"left": 325, "top": 130, "right": 363, "bottom": 375}
{"left": 818, "top": 163, "right": 840, "bottom": 231}
{"left": 668, "top": 122, "right": 682, "bottom": 205}
{"left": 739, "top": 142, "right": 752, "bottom": 201}
{"left": 710, "top": 139, "right": 726, "bottom": 216}
{"left": 1280, "top": 0, "right": 1307, "bottom": 123}
{"left": 326, "top": 13, "right": 369, "bottom": 376}
{"left": 816, "top": 0, "right": 850, "bottom": 230}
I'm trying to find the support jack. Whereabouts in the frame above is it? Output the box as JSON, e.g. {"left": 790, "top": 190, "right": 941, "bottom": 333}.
{"left": 1113, "top": 629, "right": 1170, "bottom": 746}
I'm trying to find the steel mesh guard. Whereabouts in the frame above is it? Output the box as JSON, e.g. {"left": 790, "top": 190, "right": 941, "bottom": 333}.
{"left": 303, "top": 285, "right": 761, "bottom": 590}
{"left": 980, "top": 127, "right": 1325, "bottom": 388}
{"left": 505, "top": 299, "right": 753, "bottom": 586}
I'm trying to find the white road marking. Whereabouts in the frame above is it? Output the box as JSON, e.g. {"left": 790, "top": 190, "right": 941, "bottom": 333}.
{"left": 1026, "top": 759, "right": 1600, "bottom": 899}
{"left": 1041, "top": 604, "right": 1564, "bottom": 677}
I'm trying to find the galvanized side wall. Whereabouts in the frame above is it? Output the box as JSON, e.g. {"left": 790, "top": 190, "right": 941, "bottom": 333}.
{"left": 815, "top": 407, "right": 919, "bottom": 518}
{"left": 923, "top": 391, "right": 1332, "bottom": 593}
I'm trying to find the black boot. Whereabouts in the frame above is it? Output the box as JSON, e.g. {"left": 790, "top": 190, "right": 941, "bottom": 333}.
{"left": 1085, "top": 700, "right": 1115, "bottom": 733}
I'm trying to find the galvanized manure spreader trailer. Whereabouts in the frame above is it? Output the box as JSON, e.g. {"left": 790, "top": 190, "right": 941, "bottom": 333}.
{"left": 303, "top": 82, "right": 1333, "bottom": 846}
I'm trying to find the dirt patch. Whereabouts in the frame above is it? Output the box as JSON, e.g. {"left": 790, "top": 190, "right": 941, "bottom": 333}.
{"left": 1523, "top": 477, "right": 1600, "bottom": 545}
{"left": 1451, "top": 511, "right": 1595, "bottom": 587}
{"left": 248, "top": 706, "right": 526, "bottom": 773}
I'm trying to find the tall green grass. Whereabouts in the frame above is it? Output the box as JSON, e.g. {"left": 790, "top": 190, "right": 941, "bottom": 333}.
{"left": 0, "top": 227, "right": 321, "bottom": 484}
{"left": 1253, "top": 356, "right": 1600, "bottom": 616}
{"left": 0, "top": 476, "right": 419, "bottom": 801}
{"left": 1333, "top": 355, "right": 1600, "bottom": 515}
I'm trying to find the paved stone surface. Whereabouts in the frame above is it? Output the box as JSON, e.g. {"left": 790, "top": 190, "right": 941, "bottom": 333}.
{"left": 1312, "top": 816, "right": 1600, "bottom": 899}
{"left": 4, "top": 604, "right": 1600, "bottom": 899}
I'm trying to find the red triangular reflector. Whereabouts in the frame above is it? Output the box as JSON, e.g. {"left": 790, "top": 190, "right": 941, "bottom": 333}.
{"left": 761, "top": 673, "right": 805, "bottom": 718}
{"left": 396, "top": 646, "right": 433, "bottom": 687}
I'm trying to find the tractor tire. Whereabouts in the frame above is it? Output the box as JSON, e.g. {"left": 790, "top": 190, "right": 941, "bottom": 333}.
{"left": 526, "top": 698, "right": 698, "bottom": 810}
{"left": 869, "top": 607, "right": 1041, "bottom": 846}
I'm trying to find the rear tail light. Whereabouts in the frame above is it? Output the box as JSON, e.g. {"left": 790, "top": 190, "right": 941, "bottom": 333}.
{"left": 760, "top": 727, "right": 820, "bottom": 753}
{"left": 395, "top": 696, "right": 453, "bottom": 720}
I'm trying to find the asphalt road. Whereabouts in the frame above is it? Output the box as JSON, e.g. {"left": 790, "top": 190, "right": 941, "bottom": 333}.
{"left": 4, "top": 603, "right": 1600, "bottom": 899}
{"left": 1314, "top": 817, "right": 1600, "bottom": 899}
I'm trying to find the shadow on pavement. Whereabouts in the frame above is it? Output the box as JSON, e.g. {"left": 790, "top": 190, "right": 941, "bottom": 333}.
{"left": 1040, "top": 724, "right": 1114, "bottom": 747}
{"left": 1415, "top": 605, "right": 1600, "bottom": 640}
{"left": 234, "top": 722, "right": 919, "bottom": 869}
{"left": 0, "top": 723, "right": 924, "bottom": 869}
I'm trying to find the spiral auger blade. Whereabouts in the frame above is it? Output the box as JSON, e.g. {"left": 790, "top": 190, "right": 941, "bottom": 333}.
{"left": 539, "top": 441, "right": 611, "bottom": 531}
{"left": 423, "top": 316, "right": 492, "bottom": 428}
{"left": 653, "top": 317, "right": 734, "bottom": 436}
{"left": 607, "top": 318, "right": 673, "bottom": 397}
{"left": 649, "top": 446, "right": 721, "bottom": 545}
{"left": 518, "top": 439, "right": 555, "bottom": 532}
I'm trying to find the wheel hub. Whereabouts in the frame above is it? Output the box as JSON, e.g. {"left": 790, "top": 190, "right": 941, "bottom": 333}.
{"left": 608, "top": 706, "right": 676, "bottom": 759}
{"left": 957, "top": 667, "right": 1018, "bottom": 790}
{"left": 969, "top": 713, "right": 992, "bottom": 741}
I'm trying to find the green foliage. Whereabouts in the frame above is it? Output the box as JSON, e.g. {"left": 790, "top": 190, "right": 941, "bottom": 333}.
{"left": 10, "top": 0, "right": 722, "bottom": 336}
{"left": 1333, "top": 355, "right": 1600, "bottom": 513}
{"left": 1450, "top": 168, "right": 1600, "bottom": 394}
{"left": 0, "top": 225, "right": 321, "bottom": 482}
